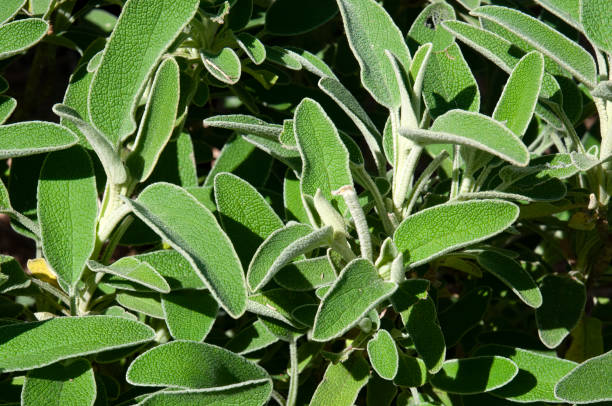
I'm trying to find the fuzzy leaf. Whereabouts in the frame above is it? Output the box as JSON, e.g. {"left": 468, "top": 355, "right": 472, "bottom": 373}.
{"left": 116, "top": 292, "right": 164, "bottom": 319}
{"left": 0, "top": 18, "right": 47, "bottom": 60}
{"left": 286, "top": 47, "right": 337, "bottom": 79}
{"left": 89, "top": 257, "right": 170, "bottom": 293}
{"left": 394, "top": 200, "right": 519, "bottom": 267}
{"left": 309, "top": 356, "right": 370, "bottom": 406}
{"left": 555, "top": 349, "right": 612, "bottom": 403}
{"left": 0, "top": 0, "right": 25, "bottom": 24}
{"left": 0, "top": 316, "right": 154, "bottom": 372}
{"left": 0, "top": 121, "right": 78, "bottom": 160}
{"left": 234, "top": 32, "right": 266, "bottom": 65}
{"left": 225, "top": 319, "right": 278, "bottom": 355}
{"left": 162, "top": 290, "right": 218, "bottom": 341}
{"left": 312, "top": 258, "right": 397, "bottom": 341}
{"left": 367, "top": 329, "right": 399, "bottom": 380}
{"left": 535, "top": 0, "right": 581, "bottom": 29}
{"left": 566, "top": 316, "right": 604, "bottom": 363}
{"left": 284, "top": 171, "right": 309, "bottom": 223}
{"left": 124, "top": 182, "right": 247, "bottom": 318}
{"left": 135, "top": 250, "right": 205, "bottom": 290}
{"left": 394, "top": 354, "right": 427, "bottom": 388}
{"left": 580, "top": 0, "right": 612, "bottom": 54}
{"left": 403, "top": 293, "right": 446, "bottom": 373}
{"left": 88, "top": 0, "right": 199, "bottom": 145}
{"left": 38, "top": 147, "right": 97, "bottom": 292}
{"left": 336, "top": 0, "right": 411, "bottom": 108}
{"left": 0, "top": 96, "right": 16, "bottom": 125}
{"left": 273, "top": 256, "right": 336, "bottom": 291}
{"left": 201, "top": 47, "right": 241, "bottom": 85}
{"left": 408, "top": 2, "right": 456, "bottom": 52}
{"left": 430, "top": 356, "right": 519, "bottom": 394}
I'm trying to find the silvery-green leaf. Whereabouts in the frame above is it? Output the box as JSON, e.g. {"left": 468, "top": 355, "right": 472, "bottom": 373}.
{"left": 580, "top": 0, "right": 612, "bottom": 54}
{"left": 555, "top": 349, "right": 612, "bottom": 404}
{"left": 162, "top": 290, "right": 218, "bottom": 341}
{"left": 536, "top": 274, "right": 586, "bottom": 348}
{"left": 476, "top": 344, "right": 577, "bottom": 403}
{"left": 265, "top": 46, "right": 301, "bottom": 70}
{"left": 126, "top": 57, "right": 180, "bottom": 183}
{"left": 88, "top": 0, "right": 199, "bottom": 145}
{"left": 591, "top": 81, "right": 612, "bottom": 101}
{"left": 0, "top": 96, "right": 16, "bottom": 125}
{"left": 312, "top": 258, "right": 396, "bottom": 341}
{"left": 309, "top": 356, "right": 370, "bottom": 406}
{"left": 394, "top": 200, "right": 519, "bottom": 267}
{"left": 0, "top": 18, "right": 47, "bottom": 60}
{"left": 367, "top": 330, "right": 399, "bottom": 380}
{"left": 0, "top": 316, "right": 154, "bottom": 372}
{"left": 274, "top": 256, "right": 336, "bottom": 291}
{"left": 472, "top": 5, "right": 596, "bottom": 88}
{"left": 38, "top": 147, "right": 97, "bottom": 293}
{"left": 265, "top": 0, "right": 337, "bottom": 36}
{"left": 336, "top": 0, "right": 411, "bottom": 108}
{"left": 86, "top": 51, "right": 103, "bottom": 73}
{"left": 22, "top": 358, "right": 96, "bottom": 406}
{"left": 135, "top": 250, "right": 205, "bottom": 291}
{"left": 116, "top": 292, "right": 164, "bottom": 319}
{"left": 407, "top": 2, "right": 456, "bottom": 52}
{"left": 88, "top": 257, "right": 170, "bottom": 293}
{"left": 234, "top": 32, "right": 266, "bottom": 65}
{"left": 535, "top": 0, "right": 581, "bottom": 30}
{"left": 477, "top": 251, "right": 542, "bottom": 308}
{"left": 0, "top": 121, "right": 78, "bottom": 160}
{"left": 285, "top": 47, "right": 337, "bottom": 79}
{"left": 247, "top": 289, "right": 316, "bottom": 328}
{"left": 430, "top": 356, "right": 519, "bottom": 394}
{"left": 201, "top": 47, "right": 241, "bottom": 84}
{"left": 0, "top": 0, "right": 25, "bottom": 24}
{"left": 284, "top": 170, "right": 309, "bottom": 223}
{"left": 124, "top": 182, "right": 247, "bottom": 318}
{"left": 439, "top": 287, "right": 492, "bottom": 347}
{"left": 225, "top": 319, "right": 278, "bottom": 355}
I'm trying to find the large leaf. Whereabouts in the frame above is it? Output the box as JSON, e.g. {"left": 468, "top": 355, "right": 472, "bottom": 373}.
{"left": 38, "top": 147, "right": 97, "bottom": 292}
{"left": 580, "top": 0, "right": 612, "bottom": 54}
{"left": 535, "top": 0, "right": 581, "bottom": 29}
{"left": 162, "top": 290, "right": 218, "bottom": 342}
{"left": 405, "top": 297, "right": 446, "bottom": 373}
{"left": 309, "top": 356, "right": 370, "bottom": 406}
{"left": 430, "top": 356, "right": 519, "bottom": 394}
{"left": 0, "top": 122, "right": 77, "bottom": 159}
{"left": 135, "top": 250, "right": 205, "bottom": 290}
{"left": 88, "top": 0, "right": 199, "bottom": 145}
{"left": 407, "top": 2, "right": 456, "bottom": 52}
{"left": 335, "top": 0, "right": 411, "bottom": 108}
{"left": 0, "top": 0, "right": 25, "bottom": 24}
{"left": 273, "top": 256, "right": 337, "bottom": 291}
{"left": 555, "top": 349, "right": 612, "bottom": 404}
{"left": 124, "top": 182, "right": 247, "bottom": 318}
{"left": 394, "top": 200, "right": 519, "bottom": 267}
{"left": 0, "top": 316, "right": 154, "bottom": 372}
{"left": 0, "top": 18, "right": 48, "bottom": 60}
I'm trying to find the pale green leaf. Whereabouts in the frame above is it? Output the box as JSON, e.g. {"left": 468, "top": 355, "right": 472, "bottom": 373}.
{"left": 284, "top": 170, "right": 309, "bottom": 223}
{"left": 555, "top": 348, "right": 612, "bottom": 403}
{"left": 580, "top": 0, "right": 612, "bottom": 54}
{"left": 0, "top": 0, "right": 25, "bottom": 24}
{"left": 22, "top": 359, "right": 96, "bottom": 406}
{"left": 116, "top": 292, "right": 164, "bottom": 319}
{"left": 88, "top": 257, "right": 171, "bottom": 293}
{"left": 201, "top": 47, "right": 241, "bottom": 84}
{"left": 86, "top": 51, "right": 103, "bottom": 73}
{"left": 0, "top": 316, "right": 154, "bottom": 372}
{"left": 0, "top": 96, "right": 16, "bottom": 125}
{"left": 265, "top": 46, "right": 301, "bottom": 70}
{"left": 431, "top": 356, "right": 519, "bottom": 394}
{"left": 336, "top": 0, "right": 411, "bottom": 108}
{"left": 162, "top": 290, "right": 218, "bottom": 341}
{"left": 407, "top": 2, "right": 456, "bottom": 52}
{"left": 135, "top": 250, "right": 205, "bottom": 290}
{"left": 123, "top": 182, "right": 247, "bottom": 318}
{"left": 38, "top": 147, "right": 97, "bottom": 292}
{"left": 394, "top": 200, "right": 519, "bottom": 267}
{"left": 312, "top": 258, "right": 397, "bottom": 341}
{"left": 535, "top": 0, "right": 581, "bottom": 29}
{"left": 0, "top": 121, "right": 78, "bottom": 160}
{"left": 0, "top": 18, "right": 47, "bottom": 60}
{"left": 309, "top": 356, "right": 370, "bottom": 406}
{"left": 273, "top": 256, "right": 336, "bottom": 291}
{"left": 367, "top": 330, "right": 399, "bottom": 380}
{"left": 88, "top": 0, "right": 199, "bottom": 145}
{"left": 285, "top": 47, "right": 337, "bottom": 79}
{"left": 234, "top": 32, "right": 266, "bottom": 65}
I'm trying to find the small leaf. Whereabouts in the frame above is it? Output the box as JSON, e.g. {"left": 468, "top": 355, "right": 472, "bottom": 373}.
{"left": 430, "top": 356, "right": 519, "bottom": 394}
{"left": 273, "top": 256, "right": 336, "bottom": 291}
{"left": 472, "top": 5, "right": 597, "bottom": 87}
{"left": 477, "top": 251, "right": 542, "bottom": 308}
{"left": 22, "top": 358, "right": 96, "bottom": 406}
{"left": 162, "top": 290, "right": 218, "bottom": 341}
{"left": 0, "top": 18, "right": 48, "bottom": 60}
{"left": 580, "top": 0, "right": 612, "bottom": 54}
{"left": 38, "top": 146, "right": 97, "bottom": 292}
{"left": 535, "top": 275, "right": 586, "bottom": 348}
{"left": 88, "top": 257, "right": 171, "bottom": 293}
{"left": 234, "top": 32, "right": 266, "bottom": 65}
{"left": 116, "top": 292, "right": 164, "bottom": 319}
{"left": 247, "top": 289, "right": 316, "bottom": 328}
{"left": 309, "top": 356, "right": 370, "bottom": 406}
{"left": 0, "top": 255, "right": 30, "bottom": 293}
{"left": 394, "top": 354, "right": 427, "bottom": 388}
{"left": 555, "top": 348, "right": 612, "bottom": 404}
{"left": 0, "top": 96, "right": 16, "bottom": 125}
{"left": 367, "top": 330, "right": 399, "bottom": 380}
{"left": 336, "top": 0, "right": 411, "bottom": 108}
{"left": 265, "top": 0, "right": 337, "bottom": 36}
{"left": 225, "top": 319, "right": 278, "bottom": 355}
{"left": 0, "top": 121, "right": 78, "bottom": 160}
{"left": 126, "top": 341, "right": 271, "bottom": 389}
{"left": 312, "top": 258, "right": 397, "bottom": 341}
{"left": 0, "top": 0, "right": 25, "bottom": 24}
{"left": 88, "top": 0, "right": 199, "bottom": 145}
{"left": 124, "top": 182, "right": 247, "bottom": 318}
{"left": 201, "top": 47, "right": 241, "bottom": 85}
{"left": 394, "top": 200, "right": 519, "bottom": 267}
{"left": 265, "top": 46, "right": 302, "bottom": 70}
{"left": 286, "top": 47, "right": 337, "bottom": 79}
{"left": 0, "top": 316, "right": 154, "bottom": 372}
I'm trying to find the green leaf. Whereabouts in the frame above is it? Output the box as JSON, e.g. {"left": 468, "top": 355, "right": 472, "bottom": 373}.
{"left": 555, "top": 348, "right": 612, "bottom": 404}
{"left": 127, "top": 341, "right": 271, "bottom": 390}
{"left": 273, "top": 256, "right": 336, "bottom": 291}
{"left": 89, "top": 257, "right": 170, "bottom": 293}
{"left": 0, "top": 255, "right": 30, "bottom": 293}
{"left": 284, "top": 170, "right": 309, "bottom": 223}
{"left": 0, "top": 96, "right": 16, "bottom": 125}
{"left": 38, "top": 146, "right": 97, "bottom": 292}
{"left": 477, "top": 251, "right": 542, "bottom": 308}
{"left": 312, "top": 258, "right": 397, "bottom": 341}
{"left": 139, "top": 380, "right": 272, "bottom": 406}
{"left": 475, "top": 344, "right": 578, "bottom": 403}
{"left": 309, "top": 356, "right": 370, "bottom": 406}
{"left": 439, "top": 287, "right": 491, "bottom": 347}
{"left": 88, "top": 0, "right": 199, "bottom": 145}
{"left": 0, "top": 316, "right": 154, "bottom": 372}
{"left": 116, "top": 292, "right": 164, "bottom": 319}
{"left": 265, "top": 0, "right": 337, "bottom": 35}
{"left": 0, "top": 121, "right": 78, "bottom": 160}
{"left": 535, "top": 274, "right": 586, "bottom": 348}
{"left": 234, "top": 32, "right": 266, "bottom": 65}
{"left": 294, "top": 98, "right": 352, "bottom": 212}
{"left": 580, "top": 0, "right": 612, "bottom": 54}
{"left": 404, "top": 295, "right": 446, "bottom": 373}
{"left": 162, "top": 290, "right": 218, "bottom": 341}
{"left": 422, "top": 43, "right": 480, "bottom": 119}
{"left": 394, "top": 200, "right": 519, "bottom": 267}
{"left": 431, "top": 356, "right": 519, "bottom": 394}
{"left": 566, "top": 316, "right": 604, "bottom": 363}
{"left": 0, "top": 18, "right": 47, "bottom": 60}
{"left": 147, "top": 131, "right": 198, "bottom": 187}
{"left": 367, "top": 374, "right": 397, "bottom": 406}
{"left": 286, "top": 47, "right": 337, "bottom": 79}
{"left": 215, "top": 172, "right": 283, "bottom": 267}
{"left": 535, "top": 0, "right": 581, "bottom": 30}
{"left": 135, "top": 250, "right": 205, "bottom": 290}
{"left": 126, "top": 57, "right": 180, "bottom": 183}
{"left": 124, "top": 182, "right": 247, "bottom": 318}
{"left": 22, "top": 359, "right": 96, "bottom": 406}
{"left": 407, "top": 2, "right": 456, "bottom": 52}
{"left": 265, "top": 46, "right": 302, "bottom": 70}
{"left": 248, "top": 289, "right": 316, "bottom": 328}
{"left": 367, "top": 329, "right": 399, "bottom": 380}
{"left": 201, "top": 47, "right": 241, "bottom": 85}
{"left": 225, "top": 319, "right": 278, "bottom": 355}
{"left": 394, "top": 354, "right": 427, "bottom": 388}
{"left": 336, "top": 0, "right": 411, "bottom": 108}
{"left": 0, "top": 0, "right": 25, "bottom": 24}
{"left": 472, "top": 5, "right": 597, "bottom": 88}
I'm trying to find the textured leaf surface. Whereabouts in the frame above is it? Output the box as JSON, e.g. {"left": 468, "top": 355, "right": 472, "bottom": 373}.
{"left": 136, "top": 250, "right": 205, "bottom": 290}
{"left": 394, "top": 354, "right": 427, "bottom": 388}
{"left": 162, "top": 290, "right": 218, "bottom": 341}
{"left": 0, "top": 18, "right": 47, "bottom": 60}
{"left": 235, "top": 32, "right": 266, "bottom": 65}
{"left": 0, "top": 96, "right": 16, "bottom": 125}
{"left": 336, "top": 0, "right": 411, "bottom": 108}
{"left": 0, "top": 122, "right": 77, "bottom": 159}
{"left": 127, "top": 341, "right": 271, "bottom": 389}
{"left": 555, "top": 349, "right": 612, "bottom": 403}
{"left": 394, "top": 200, "right": 519, "bottom": 267}
{"left": 0, "top": 316, "right": 154, "bottom": 372}
{"left": 431, "top": 356, "right": 519, "bottom": 394}
{"left": 273, "top": 256, "right": 336, "bottom": 291}
{"left": 116, "top": 292, "right": 164, "bottom": 319}
{"left": 88, "top": 0, "right": 199, "bottom": 145}
{"left": 580, "top": 0, "right": 612, "bottom": 54}
{"left": 0, "top": 0, "right": 25, "bottom": 24}
{"left": 140, "top": 380, "right": 272, "bottom": 406}
{"left": 309, "top": 356, "right": 370, "bottom": 406}
{"left": 225, "top": 319, "right": 278, "bottom": 355}
{"left": 22, "top": 358, "right": 96, "bottom": 406}
{"left": 38, "top": 147, "right": 97, "bottom": 291}
{"left": 367, "top": 330, "right": 399, "bottom": 380}
{"left": 408, "top": 2, "right": 455, "bottom": 52}
{"left": 201, "top": 47, "right": 241, "bottom": 85}
{"left": 125, "top": 183, "right": 247, "bottom": 318}
{"left": 312, "top": 259, "right": 396, "bottom": 341}
{"left": 566, "top": 316, "right": 604, "bottom": 363}
{"left": 89, "top": 257, "right": 170, "bottom": 293}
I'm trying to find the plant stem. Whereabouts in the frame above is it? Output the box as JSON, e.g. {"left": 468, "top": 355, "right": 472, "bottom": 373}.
{"left": 352, "top": 165, "right": 394, "bottom": 235}
{"left": 287, "top": 339, "right": 299, "bottom": 406}
{"left": 334, "top": 185, "right": 373, "bottom": 261}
